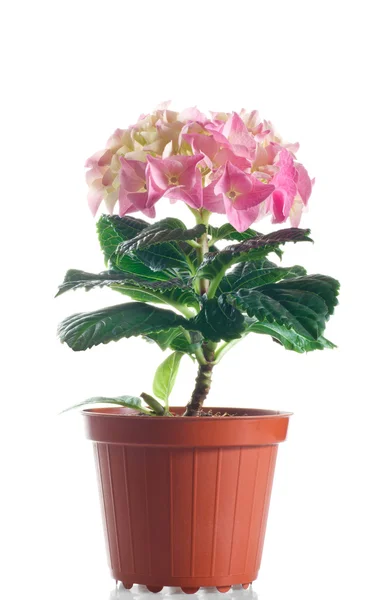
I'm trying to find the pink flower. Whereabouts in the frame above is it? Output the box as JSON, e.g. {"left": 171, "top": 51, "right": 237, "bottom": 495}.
{"left": 84, "top": 104, "right": 313, "bottom": 228}
{"left": 214, "top": 162, "right": 274, "bottom": 232}
{"left": 265, "top": 150, "right": 313, "bottom": 226}
{"left": 182, "top": 131, "right": 219, "bottom": 169}
{"left": 202, "top": 179, "right": 225, "bottom": 214}
{"left": 206, "top": 112, "right": 256, "bottom": 160}
{"left": 267, "top": 149, "right": 298, "bottom": 224}
{"left": 85, "top": 128, "right": 136, "bottom": 216}
{"left": 119, "top": 158, "right": 157, "bottom": 218}
{"left": 182, "top": 120, "right": 251, "bottom": 171}
{"left": 178, "top": 106, "right": 208, "bottom": 124}
{"left": 288, "top": 163, "right": 314, "bottom": 226}
{"left": 145, "top": 154, "right": 204, "bottom": 209}
{"left": 296, "top": 163, "right": 313, "bottom": 206}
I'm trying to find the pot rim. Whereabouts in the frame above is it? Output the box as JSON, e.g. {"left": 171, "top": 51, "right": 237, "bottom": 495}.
{"left": 82, "top": 406, "right": 293, "bottom": 420}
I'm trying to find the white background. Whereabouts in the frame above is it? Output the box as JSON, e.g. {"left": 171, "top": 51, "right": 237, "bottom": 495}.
{"left": 1, "top": 1, "right": 383, "bottom": 599}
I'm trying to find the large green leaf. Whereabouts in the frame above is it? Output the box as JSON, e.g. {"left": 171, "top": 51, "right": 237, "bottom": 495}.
{"left": 197, "top": 228, "right": 312, "bottom": 281}
{"left": 227, "top": 275, "right": 339, "bottom": 340}
{"left": 60, "top": 395, "right": 152, "bottom": 414}
{"left": 118, "top": 218, "right": 206, "bottom": 251}
{"left": 106, "top": 217, "right": 194, "bottom": 273}
{"left": 197, "top": 246, "right": 275, "bottom": 281}
{"left": 209, "top": 223, "right": 260, "bottom": 243}
{"left": 192, "top": 297, "right": 245, "bottom": 342}
{"left": 245, "top": 320, "right": 336, "bottom": 353}
{"left": 153, "top": 351, "right": 183, "bottom": 404}
{"left": 56, "top": 269, "right": 188, "bottom": 296}
{"left": 124, "top": 242, "right": 191, "bottom": 273}
{"left": 114, "top": 284, "right": 199, "bottom": 310}
{"left": 56, "top": 269, "right": 199, "bottom": 310}
{"left": 58, "top": 302, "right": 189, "bottom": 351}
{"left": 218, "top": 259, "right": 307, "bottom": 294}
{"left": 97, "top": 215, "right": 174, "bottom": 281}
{"left": 272, "top": 275, "right": 339, "bottom": 315}
{"left": 144, "top": 328, "right": 202, "bottom": 354}
{"left": 97, "top": 214, "right": 149, "bottom": 262}
{"left": 224, "top": 227, "right": 313, "bottom": 253}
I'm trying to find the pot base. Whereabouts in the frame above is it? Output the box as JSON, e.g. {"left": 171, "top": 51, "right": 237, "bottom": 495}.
{"left": 122, "top": 582, "right": 254, "bottom": 594}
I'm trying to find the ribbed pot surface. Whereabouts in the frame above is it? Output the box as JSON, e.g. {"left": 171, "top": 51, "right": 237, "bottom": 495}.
{"left": 83, "top": 407, "right": 291, "bottom": 591}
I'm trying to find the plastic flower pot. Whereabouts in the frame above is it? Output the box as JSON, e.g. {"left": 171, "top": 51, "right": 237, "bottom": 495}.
{"left": 83, "top": 406, "right": 291, "bottom": 593}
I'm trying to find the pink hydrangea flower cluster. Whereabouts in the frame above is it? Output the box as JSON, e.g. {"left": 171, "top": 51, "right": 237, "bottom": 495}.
{"left": 85, "top": 104, "right": 313, "bottom": 232}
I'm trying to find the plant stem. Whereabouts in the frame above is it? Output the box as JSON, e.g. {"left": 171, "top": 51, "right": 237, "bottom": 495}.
{"left": 195, "top": 209, "right": 211, "bottom": 296}
{"left": 183, "top": 363, "right": 214, "bottom": 416}
{"left": 184, "top": 210, "right": 217, "bottom": 416}
{"left": 214, "top": 337, "right": 243, "bottom": 362}
{"left": 183, "top": 342, "right": 216, "bottom": 416}
{"left": 194, "top": 345, "right": 207, "bottom": 365}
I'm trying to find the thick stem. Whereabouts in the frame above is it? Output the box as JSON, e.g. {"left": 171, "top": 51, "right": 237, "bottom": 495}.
{"left": 184, "top": 341, "right": 216, "bottom": 416}
{"left": 183, "top": 361, "right": 214, "bottom": 416}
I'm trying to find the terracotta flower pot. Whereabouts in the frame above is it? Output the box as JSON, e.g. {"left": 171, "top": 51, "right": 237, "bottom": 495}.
{"left": 83, "top": 406, "right": 291, "bottom": 593}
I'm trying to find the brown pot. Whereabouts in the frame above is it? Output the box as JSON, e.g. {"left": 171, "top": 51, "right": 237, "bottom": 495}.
{"left": 83, "top": 406, "right": 291, "bottom": 594}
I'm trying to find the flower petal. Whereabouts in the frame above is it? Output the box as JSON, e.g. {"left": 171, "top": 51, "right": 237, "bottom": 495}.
{"left": 289, "top": 196, "right": 304, "bottom": 227}
{"left": 214, "top": 162, "right": 253, "bottom": 195}
{"left": 295, "top": 163, "right": 312, "bottom": 205}
{"left": 165, "top": 185, "right": 203, "bottom": 209}
{"left": 222, "top": 112, "right": 256, "bottom": 157}
{"left": 85, "top": 149, "right": 113, "bottom": 168}
{"left": 146, "top": 155, "right": 170, "bottom": 189}
{"left": 178, "top": 106, "right": 208, "bottom": 123}
{"left": 202, "top": 181, "right": 225, "bottom": 214}
{"left": 270, "top": 190, "right": 286, "bottom": 223}
{"left": 235, "top": 182, "right": 275, "bottom": 210}
{"left": 87, "top": 188, "right": 104, "bottom": 217}
{"left": 120, "top": 158, "right": 146, "bottom": 192}
{"left": 223, "top": 195, "right": 260, "bottom": 232}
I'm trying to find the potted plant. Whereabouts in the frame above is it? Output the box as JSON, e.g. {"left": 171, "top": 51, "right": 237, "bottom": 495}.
{"left": 57, "top": 104, "right": 339, "bottom": 593}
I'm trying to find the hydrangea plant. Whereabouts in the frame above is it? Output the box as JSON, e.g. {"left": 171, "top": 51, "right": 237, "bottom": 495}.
{"left": 57, "top": 104, "right": 339, "bottom": 416}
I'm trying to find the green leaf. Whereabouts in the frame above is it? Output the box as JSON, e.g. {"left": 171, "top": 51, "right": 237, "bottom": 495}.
{"left": 227, "top": 274, "right": 339, "bottom": 340}
{"left": 197, "top": 228, "right": 312, "bottom": 281}
{"left": 192, "top": 297, "right": 245, "bottom": 342}
{"left": 140, "top": 392, "right": 165, "bottom": 415}
{"left": 114, "top": 283, "right": 199, "bottom": 311}
{"left": 58, "top": 302, "right": 188, "bottom": 351}
{"left": 56, "top": 269, "right": 189, "bottom": 296}
{"left": 153, "top": 351, "right": 183, "bottom": 404}
{"left": 144, "top": 328, "right": 202, "bottom": 354}
{"left": 209, "top": 223, "right": 260, "bottom": 243}
{"left": 197, "top": 247, "right": 273, "bottom": 281}
{"left": 97, "top": 214, "right": 149, "bottom": 262}
{"left": 55, "top": 269, "right": 199, "bottom": 311}
{"left": 218, "top": 260, "right": 307, "bottom": 294}
{"left": 245, "top": 320, "right": 336, "bottom": 353}
{"left": 144, "top": 327, "right": 185, "bottom": 351}
{"left": 60, "top": 395, "right": 151, "bottom": 414}
{"left": 225, "top": 227, "right": 313, "bottom": 253}
{"left": 118, "top": 218, "right": 206, "bottom": 251}
{"left": 272, "top": 275, "right": 339, "bottom": 315}
{"left": 109, "top": 217, "right": 193, "bottom": 272}
{"left": 122, "top": 243, "right": 191, "bottom": 273}
{"left": 97, "top": 215, "right": 173, "bottom": 281}
{"left": 97, "top": 215, "right": 197, "bottom": 277}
